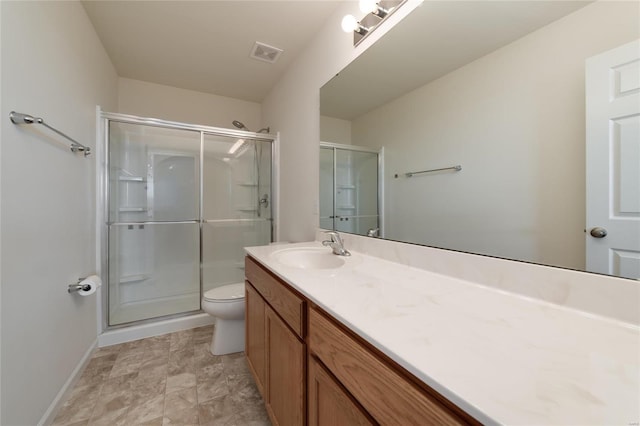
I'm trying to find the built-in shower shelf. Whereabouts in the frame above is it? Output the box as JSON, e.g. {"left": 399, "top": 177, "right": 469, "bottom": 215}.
{"left": 337, "top": 205, "right": 356, "bottom": 210}
{"left": 119, "top": 274, "right": 150, "bottom": 284}
{"left": 236, "top": 207, "right": 258, "bottom": 212}
{"left": 236, "top": 182, "right": 258, "bottom": 187}
{"left": 337, "top": 185, "right": 356, "bottom": 189}
{"left": 119, "top": 207, "right": 148, "bottom": 212}
{"left": 119, "top": 176, "right": 147, "bottom": 182}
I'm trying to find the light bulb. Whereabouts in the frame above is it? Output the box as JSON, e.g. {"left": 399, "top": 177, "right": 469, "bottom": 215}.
{"left": 341, "top": 15, "right": 358, "bottom": 33}
{"left": 359, "top": 0, "right": 378, "bottom": 14}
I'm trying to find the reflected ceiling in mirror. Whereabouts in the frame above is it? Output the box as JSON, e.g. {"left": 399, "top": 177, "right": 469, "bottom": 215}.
{"left": 320, "top": 1, "right": 640, "bottom": 279}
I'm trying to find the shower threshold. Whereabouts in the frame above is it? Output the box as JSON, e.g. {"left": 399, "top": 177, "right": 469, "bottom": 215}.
{"left": 100, "top": 311, "right": 214, "bottom": 347}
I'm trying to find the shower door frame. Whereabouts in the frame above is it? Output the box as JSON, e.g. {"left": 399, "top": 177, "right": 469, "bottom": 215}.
{"left": 100, "top": 111, "right": 276, "bottom": 330}
{"left": 320, "top": 142, "right": 384, "bottom": 238}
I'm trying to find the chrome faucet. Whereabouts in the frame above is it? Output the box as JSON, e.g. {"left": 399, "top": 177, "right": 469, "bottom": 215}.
{"left": 366, "top": 228, "right": 379, "bottom": 238}
{"left": 322, "top": 231, "right": 351, "bottom": 256}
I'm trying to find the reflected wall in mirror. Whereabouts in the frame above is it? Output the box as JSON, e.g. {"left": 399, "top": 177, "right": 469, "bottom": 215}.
{"left": 320, "top": 1, "right": 640, "bottom": 279}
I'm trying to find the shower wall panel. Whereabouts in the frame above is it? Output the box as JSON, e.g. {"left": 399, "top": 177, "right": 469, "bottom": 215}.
{"left": 108, "top": 223, "right": 199, "bottom": 325}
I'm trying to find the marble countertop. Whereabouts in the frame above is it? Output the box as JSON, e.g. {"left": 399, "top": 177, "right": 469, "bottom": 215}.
{"left": 245, "top": 242, "right": 640, "bottom": 425}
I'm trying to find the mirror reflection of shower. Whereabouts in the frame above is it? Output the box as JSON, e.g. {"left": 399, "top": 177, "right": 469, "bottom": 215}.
{"left": 320, "top": 143, "right": 380, "bottom": 237}
{"left": 231, "top": 120, "right": 271, "bottom": 217}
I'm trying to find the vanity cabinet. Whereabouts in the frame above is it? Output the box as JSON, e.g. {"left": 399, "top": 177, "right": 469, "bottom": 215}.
{"left": 245, "top": 255, "right": 476, "bottom": 426}
{"left": 308, "top": 355, "right": 374, "bottom": 426}
{"left": 245, "top": 283, "right": 266, "bottom": 395}
{"left": 264, "top": 304, "right": 305, "bottom": 425}
{"left": 245, "top": 257, "right": 305, "bottom": 426}
{"left": 308, "top": 308, "right": 474, "bottom": 425}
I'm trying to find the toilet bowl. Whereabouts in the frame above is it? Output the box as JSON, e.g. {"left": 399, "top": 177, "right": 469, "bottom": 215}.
{"left": 201, "top": 282, "right": 245, "bottom": 355}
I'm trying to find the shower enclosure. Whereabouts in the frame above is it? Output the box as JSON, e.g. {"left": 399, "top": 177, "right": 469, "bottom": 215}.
{"left": 320, "top": 142, "right": 381, "bottom": 236}
{"left": 103, "top": 113, "right": 273, "bottom": 326}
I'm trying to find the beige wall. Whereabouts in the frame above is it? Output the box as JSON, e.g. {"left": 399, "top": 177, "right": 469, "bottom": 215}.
{"left": 320, "top": 115, "right": 351, "bottom": 145}
{"left": 0, "top": 1, "right": 118, "bottom": 424}
{"left": 351, "top": 1, "right": 639, "bottom": 270}
{"left": 118, "top": 77, "right": 262, "bottom": 130}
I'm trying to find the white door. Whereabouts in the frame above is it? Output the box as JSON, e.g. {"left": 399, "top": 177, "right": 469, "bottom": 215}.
{"left": 586, "top": 40, "right": 640, "bottom": 279}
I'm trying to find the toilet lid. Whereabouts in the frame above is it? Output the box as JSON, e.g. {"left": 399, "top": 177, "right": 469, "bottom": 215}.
{"left": 203, "top": 283, "right": 245, "bottom": 302}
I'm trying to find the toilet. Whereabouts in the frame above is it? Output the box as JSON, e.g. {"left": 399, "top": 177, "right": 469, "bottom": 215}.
{"left": 201, "top": 282, "right": 246, "bottom": 355}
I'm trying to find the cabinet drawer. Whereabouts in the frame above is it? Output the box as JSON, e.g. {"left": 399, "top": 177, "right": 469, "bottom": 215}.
{"left": 245, "top": 256, "right": 305, "bottom": 338}
{"left": 309, "top": 308, "right": 470, "bottom": 426}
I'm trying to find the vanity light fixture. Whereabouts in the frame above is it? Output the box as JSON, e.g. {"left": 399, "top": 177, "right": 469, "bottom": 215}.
{"left": 359, "top": 0, "right": 389, "bottom": 18}
{"left": 342, "top": 0, "right": 406, "bottom": 46}
{"left": 341, "top": 14, "right": 369, "bottom": 36}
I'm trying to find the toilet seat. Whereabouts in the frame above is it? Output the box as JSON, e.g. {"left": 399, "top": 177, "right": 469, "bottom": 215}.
{"left": 203, "top": 283, "right": 245, "bottom": 303}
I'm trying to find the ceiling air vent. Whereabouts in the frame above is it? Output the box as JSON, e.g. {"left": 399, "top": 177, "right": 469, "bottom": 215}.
{"left": 250, "top": 42, "right": 283, "bottom": 64}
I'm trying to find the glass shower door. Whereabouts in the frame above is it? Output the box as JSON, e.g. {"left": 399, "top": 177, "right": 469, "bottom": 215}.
{"left": 202, "top": 134, "right": 272, "bottom": 294}
{"left": 320, "top": 145, "right": 379, "bottom": 236}
{"left": 108, "top": 122, "right": 201, "bottom": 325}
{"left": 319, "top": 147, "right": 335, "bottom": 230}
{"left": 335, "top": 149, "right": 379, "bottom": 235}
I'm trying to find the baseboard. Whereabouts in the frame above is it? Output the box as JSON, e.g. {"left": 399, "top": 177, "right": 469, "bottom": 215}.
{"left": 98, "top": 313, "right": 214, "bottom": 347}
{"left": 38, "top": 339, "right": 98, "bottom": 426}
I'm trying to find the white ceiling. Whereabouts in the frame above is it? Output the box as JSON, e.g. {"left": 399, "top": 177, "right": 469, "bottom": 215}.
{"left": 82, "top": 1, "right": 344, "bottom": 103}
{"left": 321, "top": 1, "right": 591, "bottom": 120}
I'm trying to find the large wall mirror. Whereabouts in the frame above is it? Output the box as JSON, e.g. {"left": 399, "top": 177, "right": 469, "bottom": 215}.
{"left": 320, "top": 1, "right": 640, "bottom": 280}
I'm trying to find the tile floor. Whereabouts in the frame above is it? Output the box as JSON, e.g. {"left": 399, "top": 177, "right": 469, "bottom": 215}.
{"left": 52, "top": 325, "right": 271, "bottom": 426}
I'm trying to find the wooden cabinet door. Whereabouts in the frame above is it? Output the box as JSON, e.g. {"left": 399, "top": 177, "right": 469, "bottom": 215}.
{"left": 266, "top": 304, "right": 305, "bottom": 426}
{"left": 246, "top": 256, "right": 305, "bottom": 337}
{"left": 245, "top": 282, "right": 266, "bottom": 395}
{"left": 308, "top": 356, "right": 374, "bottom": 426}
{"left": 309, "top": 308, "right": 469, "bottom": 425}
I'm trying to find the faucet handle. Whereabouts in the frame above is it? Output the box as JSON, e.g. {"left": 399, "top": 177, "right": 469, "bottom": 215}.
{"left": 322, "top": 231, "right": 350, "bottom": 256}
{"left": 324, "top": 230, "right": 342, "bottom": 244}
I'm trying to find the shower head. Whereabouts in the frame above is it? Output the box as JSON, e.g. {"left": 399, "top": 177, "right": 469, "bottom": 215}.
{"left": 232, "top": 120, "right": 248, "bottom": 130}
{"left": 232, "top": 120, "right": 270, "bottom": 134}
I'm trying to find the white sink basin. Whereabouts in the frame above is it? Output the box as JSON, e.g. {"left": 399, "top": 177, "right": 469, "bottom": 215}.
{"left": 271, "top": 247, "right": 345, "bottom": 269}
